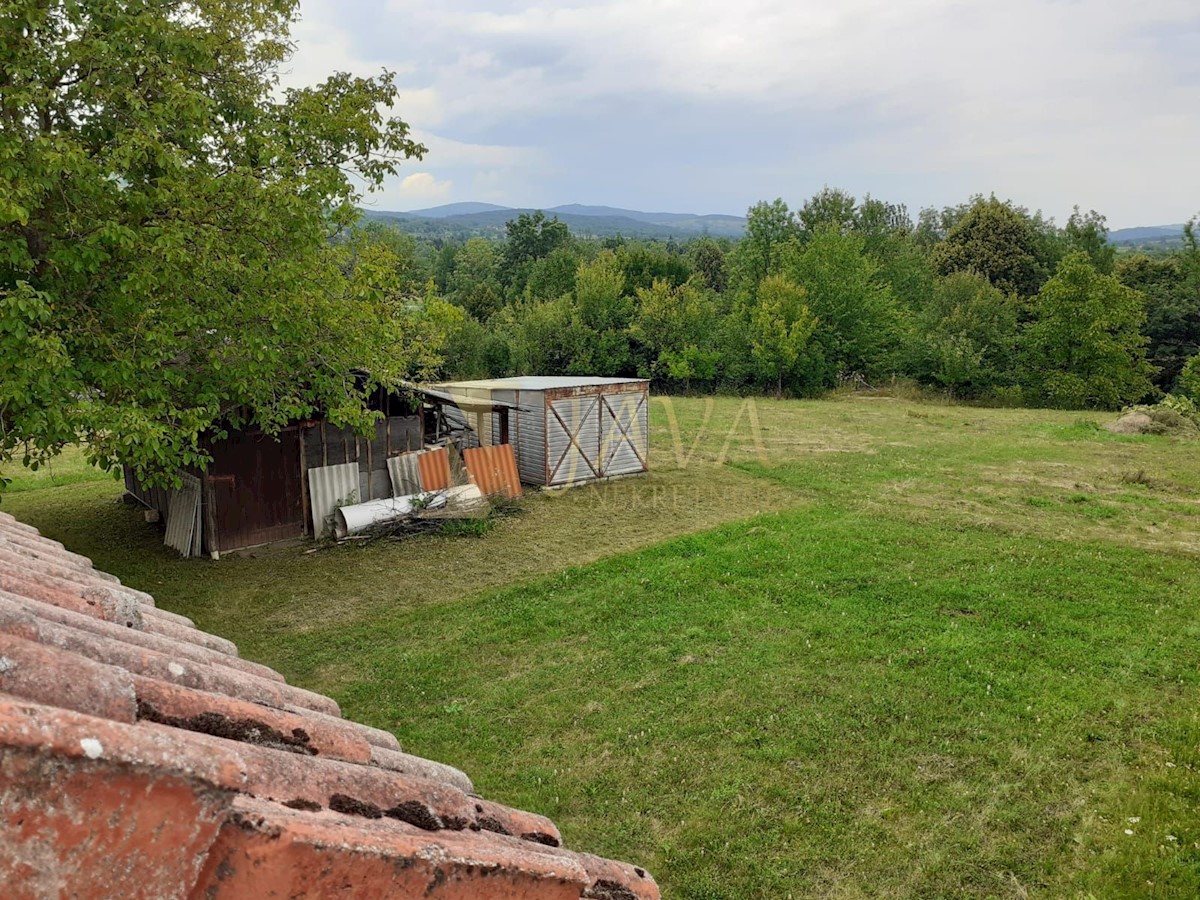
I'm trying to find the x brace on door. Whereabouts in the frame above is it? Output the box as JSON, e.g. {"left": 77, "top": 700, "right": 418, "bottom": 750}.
{"left": 548, "top": 397, "right": 600, "bottom": 483}
{"left": 599, "top": 392, "right": 648, "bottom": 472}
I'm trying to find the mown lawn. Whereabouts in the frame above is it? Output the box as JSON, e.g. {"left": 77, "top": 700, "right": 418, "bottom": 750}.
{"left": 4, "top": 396, "right": 1200, "bottom": 897}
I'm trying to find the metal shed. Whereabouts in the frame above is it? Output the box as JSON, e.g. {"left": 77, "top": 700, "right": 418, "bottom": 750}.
{"left": 433, "top": 377, "right": 650, "bottom": 487}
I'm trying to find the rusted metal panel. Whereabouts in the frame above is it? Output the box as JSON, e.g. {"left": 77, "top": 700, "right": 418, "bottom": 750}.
{"left": 416, "top": 447, "right": 451, "bottom": 491}
{"left": 462, "top": 445, "right": 522, "bottom": 499}
{"left": 307, "top": 463, "right": 359, "bottom": 539}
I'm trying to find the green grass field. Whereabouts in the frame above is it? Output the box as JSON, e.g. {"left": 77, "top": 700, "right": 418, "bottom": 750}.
{"left": 4, "top": 396, "right": 1200, "bottom": 898}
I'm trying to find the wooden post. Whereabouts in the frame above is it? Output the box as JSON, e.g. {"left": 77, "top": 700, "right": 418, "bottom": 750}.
{"left": 202, "top": 476, "right": 221, "bottom": 560}
{"left": 298, "top": 427, "right": 310, "bottom": 536}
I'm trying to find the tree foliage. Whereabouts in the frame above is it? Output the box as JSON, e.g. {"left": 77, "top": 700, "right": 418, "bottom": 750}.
{"left": 499, "top": 211, "right": 572, "bottom": 297}
{"left": 931, "top": 197, "right": 1056, "bottom": 297}
{"left": 912, "top": 272, "right": 1018, "bottom": 395}
{"left": 0, "top": 0, "right": 428, "bottom": 485}
{"left": 784, "top": 227, "right": 899, "bottom": 381}
{"left": 631, "top": 278, "right": 719, "bottom": 388}
{"left": 1023, "top": 253, "right": 1155, "bottom": 408}
{"left": 746, "top": 275, "right": 819, "bottom": 397}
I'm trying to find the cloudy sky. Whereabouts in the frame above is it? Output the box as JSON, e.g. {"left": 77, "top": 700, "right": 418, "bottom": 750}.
{"left": 283, "top": 0, "right": 1200, "bottom": 228}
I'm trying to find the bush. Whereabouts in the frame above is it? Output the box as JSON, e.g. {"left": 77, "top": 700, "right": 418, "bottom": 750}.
{"left": 1179, "top": 355, "right": 1200, "bottom": 401}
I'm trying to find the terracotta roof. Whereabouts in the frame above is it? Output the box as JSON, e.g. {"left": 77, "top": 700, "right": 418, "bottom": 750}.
{"left": 0, "top": 509, "right": 658, "bottom": 898}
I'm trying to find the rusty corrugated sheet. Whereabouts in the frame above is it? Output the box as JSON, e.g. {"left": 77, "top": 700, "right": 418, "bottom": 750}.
{"left": 463, "top": 445, "right": 522, "bottom": 499}
{"left": 386, "top": 452, "right": 422, "bottom": 497}
{"left": 416, "top": 447, "right": 451, "bottom": 491}
{"left": 307, "top": 463, "right": 359, "bottom": 539}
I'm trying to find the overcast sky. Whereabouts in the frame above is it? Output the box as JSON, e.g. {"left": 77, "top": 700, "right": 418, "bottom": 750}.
{"left": 283, "top": 0, "right": 1200, "bottom": 228}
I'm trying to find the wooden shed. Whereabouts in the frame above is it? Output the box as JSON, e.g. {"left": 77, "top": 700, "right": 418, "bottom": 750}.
{"left": 124, "top": 392, "right": 423, "bottom": 556}
{"left": 432, "top": 377, "right": 650, "bottom": 487}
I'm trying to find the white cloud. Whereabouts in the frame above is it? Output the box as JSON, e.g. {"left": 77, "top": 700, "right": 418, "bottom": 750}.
{"left": 397, "top": 172, "right": 454, "bottom": 202}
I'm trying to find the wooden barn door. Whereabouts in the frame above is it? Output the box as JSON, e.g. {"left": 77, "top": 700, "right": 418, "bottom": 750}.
{"left": 207, "top": 428, "right": 304, "bottom": 552}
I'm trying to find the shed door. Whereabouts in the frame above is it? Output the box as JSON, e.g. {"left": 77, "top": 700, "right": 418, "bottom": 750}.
{"left": 547, "top": 395, "right": 600, "bottom": 485}
{"left": 599, "top": 390, "right": 649, "bottom": 476}
{"left": 207, "top": 429, "right": 304, "bottom": 551}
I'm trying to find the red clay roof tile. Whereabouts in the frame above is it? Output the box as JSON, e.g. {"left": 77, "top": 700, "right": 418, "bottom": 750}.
{"left": 0, "top": 588, "right": 280, "bottom": 682}
{"left": 0, "top": 513, "right": 658, "bottom": 898}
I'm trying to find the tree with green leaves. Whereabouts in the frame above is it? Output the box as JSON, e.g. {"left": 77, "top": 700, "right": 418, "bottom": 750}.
{"left": 913, "top": 272, "right": 1019, "bottom": 397}
{"left": 0, "top": 0, "right": 428, "bottom": 487}
{"left": 687, "top": 237, "right": 729, "bottom": 293}
{"left": 499, "top": 211, "right": 572, "bottom": 297}
{"left": 1178, "top": 353, "right": 1200, "bottom": 401}
{"left": 615, "top": 242, "right": 691, "bottom": 296}
{"left": 784, "top": 227, "right": 900, "bottom": 382}
{"left": 932, "top": 197, "right": 1056, "bottom": 297}
{"left": 567, "top": 251, "right": 632, "bottom": 375}
{"left": 1023, "top": 252, "right": 1155, "bottom": 409}
{"left": 1116, "top": 252, "right": 1195, "bottom": 390}
{"left": 797, "top": 187, "right": 857, "bottom": 238}
{"left": 746, "top": 275, "right": 819, "bottom": 398}
{"left": 631, "top": 278, "right": 719, "bottom": 389}
{"left": 447, "top": 237, "right": 502, "bottom": 320}
{"left": 727, "top": 199, "right": 797, "bottom": 295}
{"left": 1062, "top": 207, "right": 1115, "bottom": 274}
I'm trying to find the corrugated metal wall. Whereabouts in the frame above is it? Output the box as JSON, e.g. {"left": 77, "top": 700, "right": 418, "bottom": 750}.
{"left": 599, "top": 390, "right": 650, "bottom": 477}
{"left": 510, "top": 385, "right": 651, "bottom": 487}
{"left": 548, "top": 395, "right": 602, "bottom": 485}
{"left": 516, "top": 390, "right": 547, "bottom": 484}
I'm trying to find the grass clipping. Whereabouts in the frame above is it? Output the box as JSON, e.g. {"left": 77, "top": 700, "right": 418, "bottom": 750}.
{"left": 1107, "top": 395, "right": 1200, "bottom": 436}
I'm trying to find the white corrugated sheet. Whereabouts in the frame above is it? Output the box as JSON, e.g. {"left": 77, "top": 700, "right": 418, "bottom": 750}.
{"left": 386, "top": 453, "right": 422, "bottom": 497}
{"left": 308, "top": 462, "right": 359, "bottom": 539}
{"left": 164, "top": 473, "right": 201, "bottom": 558}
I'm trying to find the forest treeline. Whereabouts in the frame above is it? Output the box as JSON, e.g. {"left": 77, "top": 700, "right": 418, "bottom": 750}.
{"left": 348, "top": 190, "right": 1200, "bottom": 410}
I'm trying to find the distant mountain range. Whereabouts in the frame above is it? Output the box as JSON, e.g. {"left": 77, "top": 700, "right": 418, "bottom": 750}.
{"left": 363, "top": 202, "right": 1190, "bottom": 247}
{"left": 1108, "top": 224, "right": 1189, "bottom": 248}
{"left": 362, "top": 202, "right": 748, "bottom": 239}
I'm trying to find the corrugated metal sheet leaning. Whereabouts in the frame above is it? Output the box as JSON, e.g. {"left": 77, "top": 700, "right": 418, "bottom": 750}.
{"left": 463, "top": 444, "right": 523, "bottom": 499}
{"left": 307, "top": 463, "right": 359, "bottom": 540}
{"left": 163, "top": 473, "right": 202, "bottom": 558}
{"left": 386, "top": 452, "right": 422, "bottom": 496}
{"left": 0, "top": 509, "right": 659, "bottom": 898}
{"left": 415, "top": 446, "right": 452, "bottom": 491}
